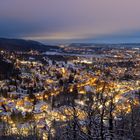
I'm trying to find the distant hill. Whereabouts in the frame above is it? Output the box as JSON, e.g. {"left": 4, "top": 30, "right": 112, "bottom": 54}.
{"left": 0, "top": 38, "right": 59, "bottom": 52}
{"left": 69, "top": 43, "right": 140, "bottom": 48}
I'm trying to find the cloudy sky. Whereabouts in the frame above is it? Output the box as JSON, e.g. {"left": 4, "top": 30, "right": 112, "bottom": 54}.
{"left": 0, "top": 0, "right": 140, "bottom": 44}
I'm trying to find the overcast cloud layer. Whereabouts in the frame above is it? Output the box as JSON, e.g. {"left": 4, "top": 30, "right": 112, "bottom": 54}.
{"left": 0, "top": 0, "right": 140, "bottom": 43}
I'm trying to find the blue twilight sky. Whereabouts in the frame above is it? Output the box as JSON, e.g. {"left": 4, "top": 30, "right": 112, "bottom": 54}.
{"left": 1, "top": 0, "right": 140, "bottom": 44}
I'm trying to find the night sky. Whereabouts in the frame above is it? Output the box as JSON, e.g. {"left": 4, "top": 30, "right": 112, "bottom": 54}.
{"left": 1, "top": 0, "right": 140, "bottom": 44}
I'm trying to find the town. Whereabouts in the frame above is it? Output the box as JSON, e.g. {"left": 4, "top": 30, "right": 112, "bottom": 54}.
{"left": 0, "top": 44, "right": 140, "bottom": 139}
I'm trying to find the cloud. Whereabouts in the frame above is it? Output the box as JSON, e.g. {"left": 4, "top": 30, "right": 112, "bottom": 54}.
{"left": 0, "top": 0, "right": 140, "bottom": 43}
